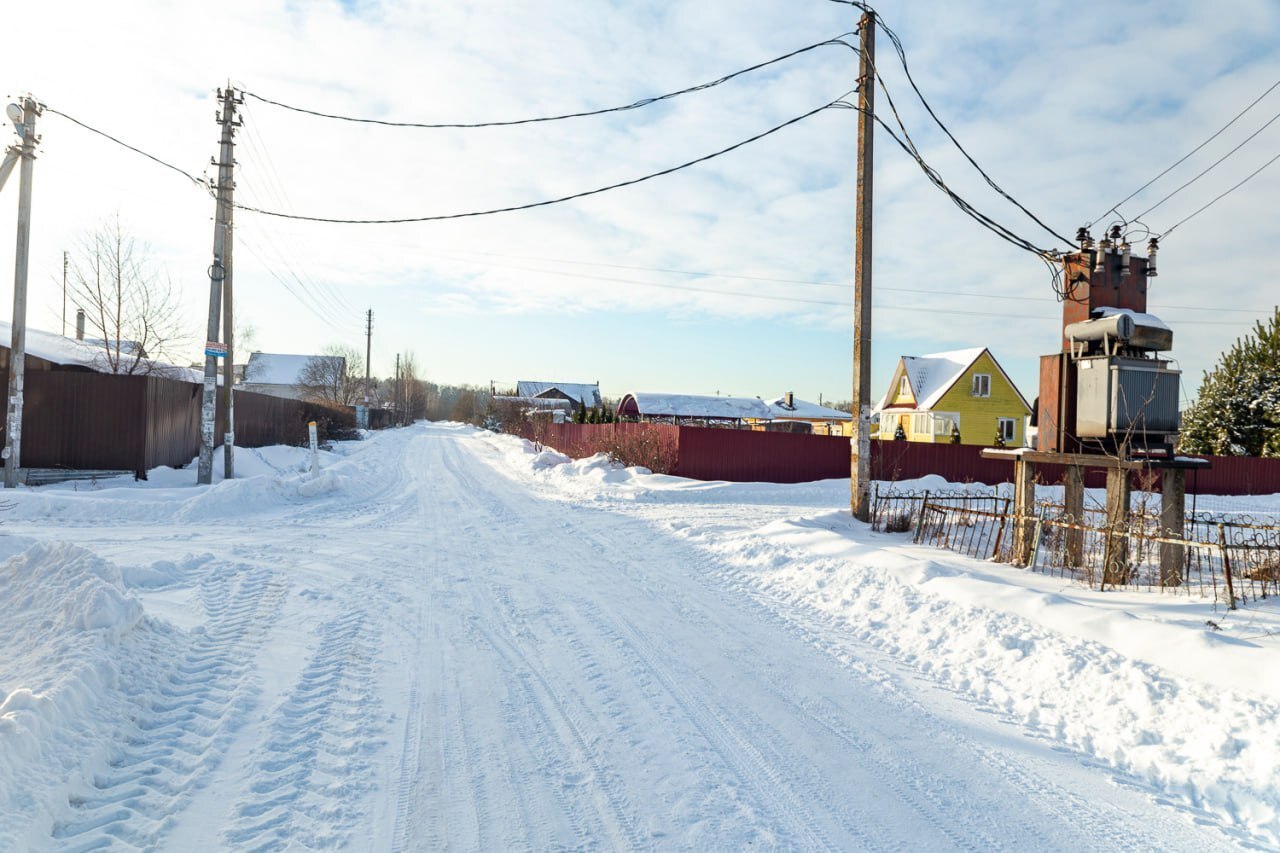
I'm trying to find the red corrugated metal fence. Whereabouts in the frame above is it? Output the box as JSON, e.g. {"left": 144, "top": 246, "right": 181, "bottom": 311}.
{"left": 527, "top": 423, "right": 1280, "bottom": 496}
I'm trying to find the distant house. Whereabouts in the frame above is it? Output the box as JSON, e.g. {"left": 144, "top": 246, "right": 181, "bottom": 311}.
{"left": 755, "top": 392, "right": 852, "bottom": 436}
{"left": 617, "top": 392, "right": 773, "bottom": 427}
{"left": 516, "top": 380, "right": 602, "bottom": 410}
{"left": 240, "top": 352, "right": 346, "bottom": 402}
{"left": 875, "top": 347, "right": 1031, "bottom": 446}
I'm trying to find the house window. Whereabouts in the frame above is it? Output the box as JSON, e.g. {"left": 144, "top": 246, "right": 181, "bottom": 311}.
{"left": 932, "top": 413, "right": 959, "bottom": 436}
{"left": 998, "top": 417, "right": 1016, "bottom": 443}
{"left": 972, "top": 373, "right": 991, "bottom": 397}
{"left": 910, "top": 413, "right": 930, "bottom": 435}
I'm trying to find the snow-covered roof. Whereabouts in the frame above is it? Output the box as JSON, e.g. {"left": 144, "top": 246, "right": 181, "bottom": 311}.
{"left": 0, "top": 320, "right": 112, "bottom": 369}
{"left": 493, "top": 395, "right": 573, "bottom": 410}
{"left": 879, "top": 346, "right": 1030, "bottom": 413}
{"left": 1092, "top": 306, "right": 1171, "bottom": 331}
{"left": 0, "top": 320, "right": 199, "bottom": 380}
{"left": 765, "top": 395, "right": 852, "bottom": 421}
{"left": 620, "top": 392, "right": 773, "bottom": 420}
{"left": 516, "top": 380, "right": 601, "bottom": 408}
{"left": 878, "top": 347, "right": 986, "bottom": 411}
{"left": 244, "top": 352, "right": 342, "bottom": 386}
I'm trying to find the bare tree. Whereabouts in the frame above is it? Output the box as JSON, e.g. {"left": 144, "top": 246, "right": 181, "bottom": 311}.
{"left": 399, "top": 351, "right": 429, "bottom": 422}
{"left": 299, "top": 344, "right": 364, "bottom": 405}
{"left": 67, "top": 215, "right": 187, "bottom": 374}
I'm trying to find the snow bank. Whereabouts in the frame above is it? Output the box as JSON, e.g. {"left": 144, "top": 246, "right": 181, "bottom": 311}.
{"left": 0, "top": 544, "right": 179, "bottom": 848}
{"left": 706, "top": 515, "right": 1280, "bottom": 844}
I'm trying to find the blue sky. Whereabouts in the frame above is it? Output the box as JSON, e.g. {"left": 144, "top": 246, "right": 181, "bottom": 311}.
{"left": 3, "top": 0, "right": 1279, "bottom": 407}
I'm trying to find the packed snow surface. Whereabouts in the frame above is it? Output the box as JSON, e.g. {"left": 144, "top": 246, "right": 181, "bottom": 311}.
{"left": 1, "top": 422, "right": 1277, "bottom": 850}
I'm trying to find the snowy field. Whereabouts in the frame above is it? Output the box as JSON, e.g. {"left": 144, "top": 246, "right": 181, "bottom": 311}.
{"left": 1, "top": 421, "right": 1278, "bottom": 850}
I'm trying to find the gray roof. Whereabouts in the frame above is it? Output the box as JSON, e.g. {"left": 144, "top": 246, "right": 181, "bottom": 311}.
{"left": 516, "top": 380, "right": 601, "bottom": 408}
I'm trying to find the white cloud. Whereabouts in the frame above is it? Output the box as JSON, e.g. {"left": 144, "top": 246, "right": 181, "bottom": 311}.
{"left": 0, "top": 0, "right": 1276, "bottom": 401}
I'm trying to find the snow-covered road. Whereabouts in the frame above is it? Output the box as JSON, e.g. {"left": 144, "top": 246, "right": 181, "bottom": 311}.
{"left": 1, "top": 422, "right": 1272, "bottom": 849}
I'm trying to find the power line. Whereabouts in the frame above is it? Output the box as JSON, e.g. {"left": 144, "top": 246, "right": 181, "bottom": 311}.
{"left": 242, "top": 35, "right": 855, "bottom": 129}
{"left": 870, "top": 16, "right": 1074, "bottom": 247}
{"left": 834, "top": 89, "right": 1057, "bottom": 262}
{"left": 1162, "top": 149, "right": 1280, "bottom": 237}
{"left": 417, "top": 250, "right": 1256, "bottom": 324}
{"left": 236, "top": 232, "right": 353, "bottom": 333}
{"left": 42, "top": 105, "right": 209, "bottom": 189}
{"left": 1132, "top": 105, "right": 1280, "bottom": 223}
{"left": 231, "top": 98, "right": 843, "bottom": 224}
{"left": 827, "top": 0, "right": 1071, "bottom": 247}
{"left": 1093, "top": 76, "right": 1280, "bottom": 226}
{"left": 385, "top": 243, "right": 1273, "bottom": 313}
{"left": 235, "top": 100, "right": 356, "bottom": 318}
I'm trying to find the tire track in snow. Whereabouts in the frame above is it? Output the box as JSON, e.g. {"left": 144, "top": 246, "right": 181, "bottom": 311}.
{"left": 397, "top": 434, "right": 550, "bottom": 851}
{"left": 724, "top": 576, "right": 1243, "bottom": 851}
{"left": 50, "top": 565, "right": 286, "bottom": 851}
{"left": 453, "top": 593, "right": 636, "bottom": 850}
{"left": 221, "top": 604, "right": 384, "bottom": 850}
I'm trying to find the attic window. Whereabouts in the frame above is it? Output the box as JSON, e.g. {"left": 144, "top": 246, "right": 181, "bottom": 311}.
{"left": 899, "top": 376, "right": 909, "bottom": 397}
{"left": 971, "top": 373, "right": 991, "bottom": 398}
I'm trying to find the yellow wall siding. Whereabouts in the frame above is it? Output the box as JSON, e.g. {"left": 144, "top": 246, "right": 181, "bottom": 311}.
{"left": 933, "top": 352, "right": 1030, "bottom": 446}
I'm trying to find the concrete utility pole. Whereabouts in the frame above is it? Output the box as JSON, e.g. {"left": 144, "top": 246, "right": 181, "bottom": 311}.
{"left": 221, "top": 196, "right": 236, "bottom": 481}
{"left": 364, "top": 309, "right": 373, "bottom": 408}
{"left": 4, "top": 96, "right": 40, "bottom": 489}
{"left": 199, "top": 86, "right": 239, "bottom": 485}
{"left": 394, "top": 353, "right": 401, "bottom": 426}
{"left": 850, "top": 11, "right": 876, "bottom": 521}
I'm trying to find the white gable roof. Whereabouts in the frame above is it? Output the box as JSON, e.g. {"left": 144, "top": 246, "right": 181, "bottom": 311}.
{"left": 879, "top": 347, "right": 986, "bottom": 411}
{"left": 516, "top": 380, "right": 601, "bottom": 408}
{"left": 623, "top": 392, "right": 772, "bottom": 420}
{"left": 245, "top": 352, "right": 342, "bottom": 386}
{"left": 765, "top": 395, "right": 851, "bottom": 420}
{"left": 879, "top": 346, "right": 1030, "bottom": 413}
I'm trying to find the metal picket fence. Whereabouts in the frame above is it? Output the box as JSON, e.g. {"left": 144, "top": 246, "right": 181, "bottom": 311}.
{"left": 880, "top": 482, "right": 1279, "bottom": 609}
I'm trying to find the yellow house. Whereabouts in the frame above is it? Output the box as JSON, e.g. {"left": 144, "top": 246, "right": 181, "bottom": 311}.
{"left": 875, "top": 347, "right": 1031, "bottom": 446}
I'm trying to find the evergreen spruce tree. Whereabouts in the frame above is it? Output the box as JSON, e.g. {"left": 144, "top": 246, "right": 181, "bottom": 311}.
{"left": 1179, "top": 309, "right": 1280, "bottom": 456}
{"left": 575, "top": 401, "right": 587, "bottom": 424}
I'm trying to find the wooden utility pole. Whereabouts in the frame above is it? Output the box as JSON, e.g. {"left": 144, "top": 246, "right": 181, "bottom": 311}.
{"left": 199, "top": 86, "right": 238, "bottom": 485}
{"left": 4, "top": 96, "right": 40, "bottom": 489}
{"left": 61, "top": 250, "right": 68, "bottom": 336}
{"left": 395, "top": 353, "right": 401, "bottom": 426}
{"left": 850, "top": 11, "right": 876, "bottom": 521}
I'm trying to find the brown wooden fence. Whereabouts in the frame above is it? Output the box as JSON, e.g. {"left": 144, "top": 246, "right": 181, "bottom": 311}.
{"left": 1, "top": 369, "right": 356, "bottom": 478}
{"left": 525, "top": 423, "right": 1280, "bottom": 495}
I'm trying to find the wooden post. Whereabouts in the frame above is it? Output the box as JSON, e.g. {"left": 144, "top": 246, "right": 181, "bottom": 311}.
{"left": 1103, "top": 465, "right": 1132, "bottom": 588}
{"left": 1063, "top": 464, "right": 1084, "bottom": 567}
{"left": 1012, "top": 457, "right": 1037, "bottom": 566}
{"left": 1159, "top": 467, "right": 1186, "bottom": 588}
